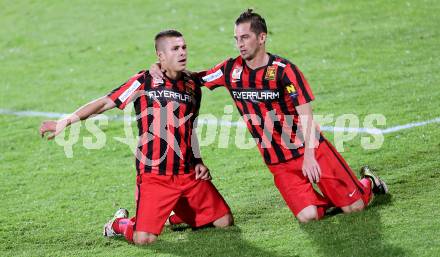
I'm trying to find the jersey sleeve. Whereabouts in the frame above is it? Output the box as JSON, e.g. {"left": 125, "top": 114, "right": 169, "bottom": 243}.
{"left": 281, "top": 63, "right": 315, "bottom": 106}
{"left": 107, "top": 71, "right": 146, "bottom": 110}
{"left": 199, "top": 59, "right": 229, "bottom": 90}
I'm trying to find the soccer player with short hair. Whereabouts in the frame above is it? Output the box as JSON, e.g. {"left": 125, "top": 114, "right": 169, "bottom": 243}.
{"left": 152, "top": 10, "right": 388, "bottom": 223}
{"left": 39, "top": 30, "right": 233, "bottom": 245}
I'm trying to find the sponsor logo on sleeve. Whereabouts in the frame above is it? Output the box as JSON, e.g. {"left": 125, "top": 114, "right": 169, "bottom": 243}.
{"left": 272, "top": 61, "right": 286, "bottom": 68}
{"left": 202, "top": 69, "right": 223, "bottom": 82}
{"left": 285, "top": 84, "right": 298, "bottom": 98}
{"left": 119, "top": 80, "right": 142, "bottom": 102}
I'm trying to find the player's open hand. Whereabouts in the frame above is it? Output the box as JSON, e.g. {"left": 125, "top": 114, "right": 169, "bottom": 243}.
{"left": 302, "top": 155, "right": 321, "bottom": 183}
{"left": 195, "top": 164, "right": 211, "bottom": 180}
{"left": 39, "top": 120, "right": 66, "bottom": 140}
{"left": 150, "top": 62, "right": 164, "bottom": 80}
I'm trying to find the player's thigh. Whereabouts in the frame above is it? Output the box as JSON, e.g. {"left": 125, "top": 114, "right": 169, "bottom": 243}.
{"left": 174, "top": 179, "right": 231, "bottom": 228}
{"left": 135, "top": 173, "right": 180, "bottom": 235}
{"left": 271, "top": 166, "right": 329, "bottom": 216}
{"left": 316, "top": 141, "right": 364, "bottom": 208}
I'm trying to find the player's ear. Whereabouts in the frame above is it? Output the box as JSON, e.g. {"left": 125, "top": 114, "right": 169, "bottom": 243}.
{"left": 156, "top": 50, "right": 165, "bottom": 62}
{"left": 155, "top": 38, "right": 167, "bottom": 61}
{"left": 258, "top": 32, "right": 267, "bottom": 45}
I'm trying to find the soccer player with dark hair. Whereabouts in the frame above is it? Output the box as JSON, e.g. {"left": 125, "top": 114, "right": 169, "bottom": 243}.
{"left": 151, "top": 9, "right": 388, "bottom": 223}
{"left": 39, "top": 30, "right": 233, "bottom": 245}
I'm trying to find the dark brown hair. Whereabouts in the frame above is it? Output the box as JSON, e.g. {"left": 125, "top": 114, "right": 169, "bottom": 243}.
{"left": 235, "top": 9, "right": 267, "bottom": 35}
{"left": 154, "top": 30, "right": 183, "bottom": 50}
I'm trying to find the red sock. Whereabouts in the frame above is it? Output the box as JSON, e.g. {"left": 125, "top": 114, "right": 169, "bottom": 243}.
{"left": 112, "top": 217, "right": 135, "bottom": 242}
{"left": 317, "top": 207, "right": 326, "bottom": 219}
{"left": 359, "top": 178, "right": 373, "bottom": 206}
{"left": 169, "top": 214, "right": 184, "bottom": 225}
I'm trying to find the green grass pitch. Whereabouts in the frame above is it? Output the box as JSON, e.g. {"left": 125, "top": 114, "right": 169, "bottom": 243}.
{"left": 1, "top": 0, "right": 439, "bottom": 256}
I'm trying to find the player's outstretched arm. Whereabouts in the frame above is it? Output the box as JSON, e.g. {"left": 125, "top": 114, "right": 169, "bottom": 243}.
{"left": 39, "top": 96, "right": 116, "bottom": 140}
{"left": 296, "top": 103, "right": 321, "bottom": 183}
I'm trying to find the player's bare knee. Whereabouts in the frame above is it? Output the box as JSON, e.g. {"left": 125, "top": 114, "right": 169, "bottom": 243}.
{"left": 133, "top": 237, "right": 157, "bottom": 245}
{"left": 297, "top": 206, "right": 318, "bottom": 223}
{"left": 350, "top": 203, "right": 365, "bottom": 213}
{"left": 342, "top": 199, "right": 365, "bottom": 213}
{"left": 213, "top": 213, "right": 234, "bottom": 228}
{"left": 297, "top": 214, "right": 317, "bottom": 223}
{"left": 133, "top": 232, "right": 157, "bottom": 245}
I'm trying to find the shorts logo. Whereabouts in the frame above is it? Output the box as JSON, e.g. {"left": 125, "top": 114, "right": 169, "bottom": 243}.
{"left": 265, "top": 66, "right": 276, "bottom": 80}
{"left": 231, "top": 66, "right": 243, "bottom": 82}
{"left": 348, "top": 189, "right": 357, "bottom": 197}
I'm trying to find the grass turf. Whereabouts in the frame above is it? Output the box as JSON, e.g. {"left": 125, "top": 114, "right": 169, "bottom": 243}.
{"left": 1, "top": 0, "right": 439, "bottom": 256}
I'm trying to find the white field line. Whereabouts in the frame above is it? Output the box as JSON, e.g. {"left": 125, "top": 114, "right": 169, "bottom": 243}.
{"left": 1, "top": 108, "right": 439, "bottom": 135}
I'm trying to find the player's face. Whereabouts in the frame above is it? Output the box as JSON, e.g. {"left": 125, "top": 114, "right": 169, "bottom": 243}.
{"left": 158, "top": 37, "right": 187, "bottom": 72}
{"left": 234, "top": 22, "right": 266, "bottom": 61}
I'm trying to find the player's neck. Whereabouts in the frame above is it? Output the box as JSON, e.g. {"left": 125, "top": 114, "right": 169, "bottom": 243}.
{"left": 163, "top": 68, "right": 182, "bottom": 80}
{"left": 245, "top": 50, "right": 269, "bottom": 70}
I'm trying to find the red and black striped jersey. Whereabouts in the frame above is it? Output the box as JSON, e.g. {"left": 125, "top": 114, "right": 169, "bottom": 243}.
{"left": 200, "top": 54, "right": 322, "bottom": 165}
{"left": 108, "top": 70, "right": 203, "bottom": 175}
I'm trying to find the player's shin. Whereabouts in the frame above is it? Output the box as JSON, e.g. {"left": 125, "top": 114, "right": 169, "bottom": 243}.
{"left": 168, "top": 214, "right": 184, "bottom": 225}
{"left": 113, "top": 218, "right": 135, "bottom": 242}
{"left": 359, "top": 178, "right": 373, "bottom": 205}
